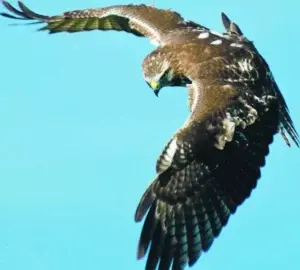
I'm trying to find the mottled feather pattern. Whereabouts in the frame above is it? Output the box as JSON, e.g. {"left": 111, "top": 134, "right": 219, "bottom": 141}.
{"left": 156, "top": 137, "right": 195, "bottom": 175}
{"left": 183, "top": 205, "right": 201, "bottom": 265}
{"left": 137, "top": 102, "right": 279, "bottom": 269}
{"left": 156, "top": 162, "right": 212, "bottom": 207}
{"left": 156, "top": 138, "right": 179, "bottom": 174}
{"left": 1, "top": 2, "right": 298, "bottom": 270}
{"left": 243, "top": 55, "right": 299, "bottom": 147}
{"left": 136, "top": 70, "right": 289, "bottom": 270}
{"left": 137, "top": 163, "right": 228, "bottom": 268}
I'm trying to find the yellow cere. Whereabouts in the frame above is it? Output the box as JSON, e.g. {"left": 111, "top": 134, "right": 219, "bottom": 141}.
{"left": 150, "top": 81, "right": 160, "bottom": 90}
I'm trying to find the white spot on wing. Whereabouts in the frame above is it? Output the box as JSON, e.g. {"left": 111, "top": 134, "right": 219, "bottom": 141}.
{"left": 225, "top": 64, "right": 235, "bottom": 69}
{"left": 212, "top": 96, "right": 264, "bottom": 150}
{"left": 253, "top": 95, "right": 275, "bottom": 107}
{"left": 223, "top": 118, "right": 235, "bottom": 142}
{"left": 210, "top": 39, "right": 222, "bottom": 45}
{"left": 198, "top": 32, "right": 209, "bottom": 39}
{"left": 230, "top": 43, "right": 243, "bottom": 48}
{"left": 214, "top": 116, "right": 235, "bottom": 150}
{"left": 188, "top": 82, "right": 201, "bottom": 113}
{"left": 166, "top": 138, "right": 177, "bottom": 159}
{"left": 238, "top": 59, "right": 254, "bottom": 72}
{"left": 157, "top": 138, "right": 178, "bottom": 173}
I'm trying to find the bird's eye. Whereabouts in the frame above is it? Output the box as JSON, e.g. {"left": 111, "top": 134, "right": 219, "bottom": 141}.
{"left": 161, "top": 68, "right": 172, "bottom": 82}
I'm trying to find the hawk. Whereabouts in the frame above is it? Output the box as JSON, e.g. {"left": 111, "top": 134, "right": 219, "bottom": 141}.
{"left": 1, "top": 1, "right": 299, "bottom": 269}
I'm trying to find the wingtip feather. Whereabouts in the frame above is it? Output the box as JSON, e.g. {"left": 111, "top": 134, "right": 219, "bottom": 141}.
{"left": 18, "top": 1, "right": 49, "bottom": 20}
{"left": 1, "top": 0, "right": 50, "bottom": 21}
{"left": 0, "top": 12, "right": 23, "bottom": 19}
{"left": 2, "top": 0, "right": 29, "bottom": 19}
{"left": 137, "top": 244, "right": 146, "bottom": 260}
{"left": 135, "top": 182, "right": 156, "bottom": 222}
{"left": 221, "top": 12, "right": 231, "bottom": 31}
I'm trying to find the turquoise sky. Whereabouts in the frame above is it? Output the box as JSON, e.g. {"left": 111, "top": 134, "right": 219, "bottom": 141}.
{"left": 0, "top": 0, "right": 299, "bottom": 269}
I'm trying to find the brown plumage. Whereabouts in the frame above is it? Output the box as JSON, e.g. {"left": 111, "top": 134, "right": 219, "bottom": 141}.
{"left": 1, "top": 1, "right": 298, "bottom": 270}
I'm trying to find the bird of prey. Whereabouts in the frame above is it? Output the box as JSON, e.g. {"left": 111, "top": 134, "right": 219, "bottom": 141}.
{"left": 1, "top": 1, "right": 299, "bottom": 269}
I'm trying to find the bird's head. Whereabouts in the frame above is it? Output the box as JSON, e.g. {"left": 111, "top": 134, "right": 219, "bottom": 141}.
{"left": 142, "top": 50, "right": 175, "bottom": 96}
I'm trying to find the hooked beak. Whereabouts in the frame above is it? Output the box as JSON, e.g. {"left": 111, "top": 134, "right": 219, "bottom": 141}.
{"left": 149, "top": 81, "right": 160, "bottom": 97}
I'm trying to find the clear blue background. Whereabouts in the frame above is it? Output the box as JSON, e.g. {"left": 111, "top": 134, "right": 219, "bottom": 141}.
{"left": 0, "top": 0, "right": 299, "bottom": 269}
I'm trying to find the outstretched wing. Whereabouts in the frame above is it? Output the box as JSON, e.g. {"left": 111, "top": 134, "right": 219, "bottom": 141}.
{"left": 0, "top": 2, "right": 264, "bottom": 48}
{"left": 135, "top": 108, "right": 278, "bottom": 269}
{"left": 135, "top": 41, "right": 298, "bottom": 269}
{"left": 0, "top": 1, "right": 187, "bottom": 45}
